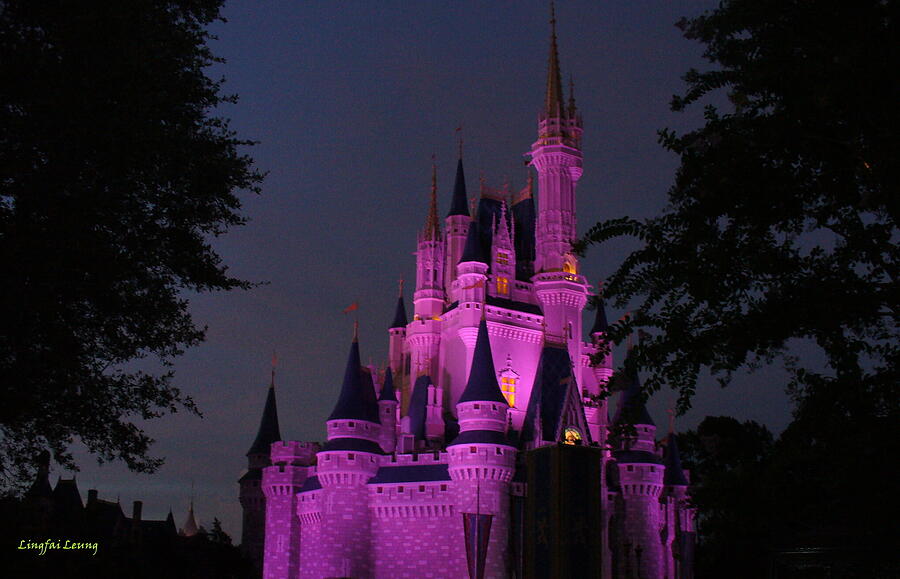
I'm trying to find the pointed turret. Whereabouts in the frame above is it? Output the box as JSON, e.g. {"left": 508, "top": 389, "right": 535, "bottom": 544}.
{"left": 181, "top": 501, "right": 199, "bottom": 537}
{"left": 378, "top": 366, "right": 397, "bottom": 402}
{"left": 377, "top": 367, "right": 399, "bottom": 452}
{"left": 663, "top": 432, "right": 689, "bottom": 486}
{"left": 25, "top": 450, "right": 52, "bottom": 499}
{"left": 590, "top": 296, "right": 609, "bottom": 337}
{"left": 247, "top": 376, "right": 282, "bottom": 456}
{"left": 459, "top": 219, "right": 486, "bottom": 264}
{"left": 544, "top": 2, "right": 564, "bottom": 117}
{"left": 390, "top": 293, "right": 407, "bottom": 329}
{"left": 328, "top": 331, "right": 379, "bottom": 423}
{"left": 447, "top": 157, "right": 469, "bottom": 217}
{"left": 458, "top": 318, "right": 508, "bottom": 405}
{"left": 423, "top": 161, "right": 440, "bottom": 239}
{"left": 613, "top": 368, "right": 655, "bottom": 427}
{"left": 407, "top": 374, "right": 432, "bottom": 440}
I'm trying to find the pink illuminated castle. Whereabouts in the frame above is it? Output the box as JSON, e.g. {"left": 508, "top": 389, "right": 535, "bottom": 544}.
{"left": 239, "top": 14, "right": 695, "bottom": 579}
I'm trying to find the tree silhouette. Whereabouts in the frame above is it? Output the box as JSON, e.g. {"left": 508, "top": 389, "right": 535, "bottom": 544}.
{"left": 0, "top": 1, "right": 262, "bottom": 486}
{"left": 578, "top": 0, "right": 898, "bottom": 419}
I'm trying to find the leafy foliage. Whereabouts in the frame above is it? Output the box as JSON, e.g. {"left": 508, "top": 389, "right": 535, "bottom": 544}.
{"left": 577, "top": 0, "right": 898, "bottom": 417}
{"left": 681, "top": 414, "right": 899, "bottom": 577}
{"left": 678, "top": 417, "right": 775, "bottom": 577}
{"left": 0, "top": 1, "right": 262, "bottom": 486}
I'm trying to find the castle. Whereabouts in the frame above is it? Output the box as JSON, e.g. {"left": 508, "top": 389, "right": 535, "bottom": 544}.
{"left": 239, "top": 13, "right": 695, "bottom": 579}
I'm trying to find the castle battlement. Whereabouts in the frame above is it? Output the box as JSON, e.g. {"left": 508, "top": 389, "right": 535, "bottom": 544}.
{"left": 262, "top": 466, "right": 311, "bottom": 498}
{"left": 269, "top": 441, "right": 318, "bottom": 465}
{"left": 383, "top": 452, "right": 447, "bottom": 466}
{"left": 371, "top": 503, "right": 456, "bottom": 519}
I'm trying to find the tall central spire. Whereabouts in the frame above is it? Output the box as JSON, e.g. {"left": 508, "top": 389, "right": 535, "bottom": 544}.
{"left": 424, "top": 159, "right": 440, "bottom": 239}
{"left": 544, "top": 2, "right": 564, "bottom": 117}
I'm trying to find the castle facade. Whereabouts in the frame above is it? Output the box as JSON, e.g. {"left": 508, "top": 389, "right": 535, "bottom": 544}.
{"left": 240, "top": 15, "right": 695, "bottom": 579}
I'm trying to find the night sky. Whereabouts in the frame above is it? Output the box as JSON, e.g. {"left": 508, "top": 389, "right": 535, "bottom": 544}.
{"left": 65, "top": 1, "right": 794, "bottom": 539}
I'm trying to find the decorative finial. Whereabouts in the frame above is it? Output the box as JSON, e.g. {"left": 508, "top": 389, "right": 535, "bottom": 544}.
{"left": 398, "top": 276, "right": 404, "bottom": 297}
{"left": 544, "top": 0, "right": 564, "bottom": 116}
{"left": 424, "top": 156, "right": 440, "bottom": 238}
{"left": 666, "top": 405, "right": 677, "bottom": 434}
{"left": 456, "top": 125, "right": 463, "bottom": 159}
{"left": 353, "top": 319, "right": 359, "bottom": 342}
{"left": 568, "top": 74, "right": 577, "bottom": 116}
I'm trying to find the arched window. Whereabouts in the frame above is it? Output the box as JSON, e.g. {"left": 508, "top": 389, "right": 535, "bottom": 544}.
{"left": 498, "top": 354, "right": 519, "bottom": 407}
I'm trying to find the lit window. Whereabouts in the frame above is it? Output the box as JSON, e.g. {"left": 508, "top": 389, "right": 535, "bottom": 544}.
{"left": 500, "top": 376, "right": 517, "bottom": 407}
{"left": 496, "top": 251, "right": 509, "bottom": 265}
{"left": 496, "top": 276, "right": 509, "bottom": 295}
{"left": 563, "top": 427, "right": 582, "bottom": 445}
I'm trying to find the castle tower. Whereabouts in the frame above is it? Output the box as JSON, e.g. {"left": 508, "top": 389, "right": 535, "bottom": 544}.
{"left": 585, "top": 294, "right": 613, "bottom": 446}
{"left": 378, "top": 367, "right": 399, "bottom": 453}
{"left": 261, "top": 441, "right": 316, "bottom": 579}
{"left": 662, "top": 431, "right": 696, "bottom": 579}
{"left": 454, "top": 220, "right": 489, "bottom": 377}
{"left": 447, "top": 317, "right": 516, "bottom": 579}
{"left": 529, "top": 8, "right": 590, "bottom": 383}
{"left": 530, "top": 5, "right": 584, "bottom": 276}
{"left": 240, "top": 371, "right": 282, "bottom": 573}
{"left": 388, "top": 283, "right": 411, "bottom": 414}
{"left": 410, "top": 164, "right": 444, "bottom": 383}
{"left": 511, "top": 174, "right": 536, "bottom": 281}
{"left": 612, "top": 369, "right": 665, "bottom": 579}
{"left": 445, "top": 156, "right": 471, "bottom": 290}
{"left": 315, "top": 327, "right": 381, "bottom": 579}
{"left": 490, "top": 202, "right": 516, "bottom": 300}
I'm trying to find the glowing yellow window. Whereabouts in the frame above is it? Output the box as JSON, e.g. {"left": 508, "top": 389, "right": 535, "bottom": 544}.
{"left": 564, "top": 427, "right": 582, "bottom": 445}
{"left": 500, "top": 376, "right": 516, "bottom": 407}
{"left": 496, "top": 252, "right": 509, "bottom": 265}
{"left": 563, "top": 261, "right": 576, "bottom": 274}
{"left": 496, "top": 276, "right": 509, "bottom": 296}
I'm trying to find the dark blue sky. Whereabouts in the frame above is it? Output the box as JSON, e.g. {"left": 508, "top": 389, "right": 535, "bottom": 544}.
{"left": 68, "top": 1, "right": 794, "bottom": 538}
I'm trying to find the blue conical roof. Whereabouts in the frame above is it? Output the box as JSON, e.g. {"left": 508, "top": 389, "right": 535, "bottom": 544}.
{"left": 590, "top": 298, "right": 609, "bottom": 335}
{"left": 360, "top": 367, "right": 380, "bottom": 423}
{"left": 247, "top": 383, "right": 282, "bottom": 455}
{"left": 328, "top": 337, "right": 379, "bottom": 422}
{"left": 664, "top": 432, "right": 689, "bottom": 486}
{"left": 379, "top": 367, "right": 397, "bottom": 402}
{"left": 390, "top": 295, "right": 407, "bottom": 329}
{"left": 459, "top": 220, "right": 486, "bottom": 264}
{"left": 447, "top": 158, "right": 469, "bottom": 217}
{"left": 407, "top": 375, "right": 431, "bottom": 440}
{"left": 458, "top": 318, "right": 508, "bottom": 405}
{"left": 613, "top": 367, "right": 655, "bottom": 427}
